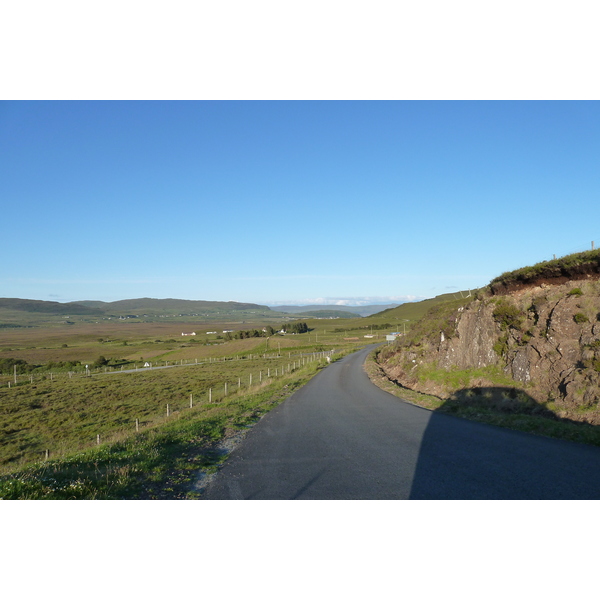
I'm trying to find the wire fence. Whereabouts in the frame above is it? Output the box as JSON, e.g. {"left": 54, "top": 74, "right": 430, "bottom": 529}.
{"left": 1, "top": 349, "right": 335, "bottom": 388}
{"left": 1, "top": 349, "right": 337, "bottom": 467}
{"left": 544, "top": 241, "right": 597, "bottom": 262}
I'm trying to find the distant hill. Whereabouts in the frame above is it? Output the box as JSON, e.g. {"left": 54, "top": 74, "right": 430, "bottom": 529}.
{"left": 83, "top": 298, "right": 271, "bottom": 315}
{"left": 1, "top": 297, "right": 270, "bottom": 315}
{"left": 76, "top": 300, "right": 108, "bottom": 308}
{"left": 271, "top": 304, "right": 399, "bottom": 317}
{"left": 0, "top": 297, "right": 277, "bottom": 325}
{"left": 0, "top": 298, "right": 103, "bottom": 315}
{"left": 1, "top": 296, "right": 406, "bottom": 326}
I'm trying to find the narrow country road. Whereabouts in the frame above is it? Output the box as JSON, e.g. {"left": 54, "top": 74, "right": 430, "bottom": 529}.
{"left": 200, "top": 345, "right": 600, "bottom": 499}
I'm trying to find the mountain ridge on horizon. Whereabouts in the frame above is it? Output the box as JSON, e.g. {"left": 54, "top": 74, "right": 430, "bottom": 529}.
{"left": 0, "top": 297, "right": 275, "bottom": 321}
{"left": 0, "top": 296, "right": 404, "bottom": 321}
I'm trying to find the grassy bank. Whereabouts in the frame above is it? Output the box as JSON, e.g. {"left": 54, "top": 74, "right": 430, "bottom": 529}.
{"left": 365, "top": 348, "right": 600, "bottom": 448}
{"left": 489, "top": 249, "right": 600, "bottom": 291}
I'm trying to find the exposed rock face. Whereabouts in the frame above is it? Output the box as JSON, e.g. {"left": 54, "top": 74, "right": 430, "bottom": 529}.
{"left": 379, "top": 279, "right": 600, "bottom": 415}
{"left": 437, "top": 303, "right": 499, "bottom": 370}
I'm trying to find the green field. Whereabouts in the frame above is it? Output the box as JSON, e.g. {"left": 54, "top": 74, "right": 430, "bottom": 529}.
{"left": 0, "top": 358, "right": 338, "bottom": 499}
{"left": 0, "top": 350, "right": 335, "bottom": 468}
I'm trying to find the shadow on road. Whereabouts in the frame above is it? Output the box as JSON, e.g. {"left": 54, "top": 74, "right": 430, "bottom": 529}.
{"left": 407, "top": 386, "right": 600, "bottom": 499}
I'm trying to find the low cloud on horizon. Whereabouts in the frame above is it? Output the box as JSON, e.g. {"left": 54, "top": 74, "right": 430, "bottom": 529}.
{"left": 265, "top": 296, "right": 425, "bottom": 307}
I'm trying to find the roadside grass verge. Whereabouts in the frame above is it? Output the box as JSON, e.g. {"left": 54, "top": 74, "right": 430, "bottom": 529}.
{"left": 364, "top": 351, "right": 445, "bottom": 411}
{"left": 0, "top": 358, "right": 332, "bottom": 499}
{"left": 365, "top": 349, "right": 600, "bottom": 448}
{"left": 411, "top": 364, "right": 518, "bottom": 391}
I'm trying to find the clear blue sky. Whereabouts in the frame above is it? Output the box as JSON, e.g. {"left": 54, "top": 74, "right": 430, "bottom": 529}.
{"left": 1, "top": 101, "right": 599, "bottom": 306}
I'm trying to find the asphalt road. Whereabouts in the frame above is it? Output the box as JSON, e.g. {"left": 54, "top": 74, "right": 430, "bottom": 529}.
{"left": 201, "top": 345, "right": 600, "bottom": 499}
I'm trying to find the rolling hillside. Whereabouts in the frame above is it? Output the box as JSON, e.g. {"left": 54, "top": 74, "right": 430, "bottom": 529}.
{"left": 0, "top": 298, "right": 103, "bottom": 316}
{"left": 370, "top": 291, "right": 475, "bottom": 323}
{"left": 0, "top": 297, "right": 284, "bottom": 326}
{"left": 79, "top": 298, "right": 273, "bottom": 315}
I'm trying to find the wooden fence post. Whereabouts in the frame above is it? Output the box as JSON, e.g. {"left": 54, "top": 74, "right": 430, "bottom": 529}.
{"left": 136, "top": 418, "right": 139, "bottom": 432}
{"left": 190, "top": 393, "right": 193, "bottom": 408}
{"left": 167, "top": 404, "right": 170, "bottom": 417}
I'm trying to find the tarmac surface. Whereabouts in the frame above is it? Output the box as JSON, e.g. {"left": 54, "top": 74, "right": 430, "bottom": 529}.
{"left": 201, "top": 345, "right": 600, "bottom": 499}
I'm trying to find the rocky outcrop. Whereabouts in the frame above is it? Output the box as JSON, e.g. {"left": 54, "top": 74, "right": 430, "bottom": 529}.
{"left": 379, "top": 279, "right": 600, "bottom": 422}
{"left": 437, "top": 302, "right": 499, "bottom": 370}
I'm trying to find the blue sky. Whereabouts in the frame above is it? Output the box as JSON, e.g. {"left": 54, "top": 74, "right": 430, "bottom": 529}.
{"left": 1, "top": 100, "right": 599, "bottom": 306}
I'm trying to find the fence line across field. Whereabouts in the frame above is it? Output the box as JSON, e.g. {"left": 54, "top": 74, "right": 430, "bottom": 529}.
{"left": 36, "top": 350, "right": 337, "bottom": 463}
{"left": 4, "top": 349, "right": 336, "bottom": 387}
